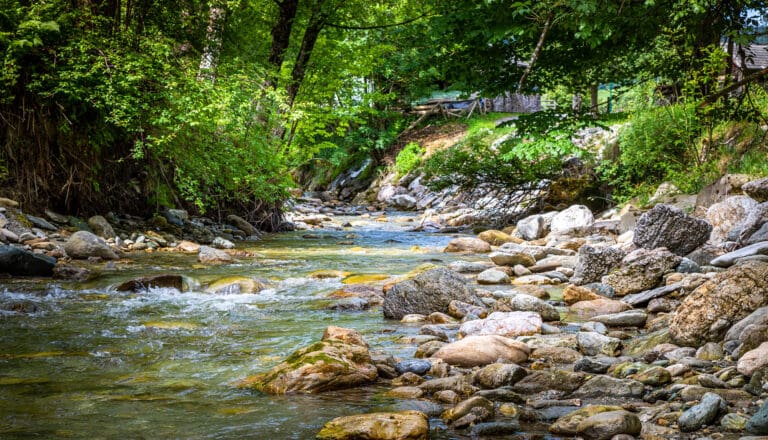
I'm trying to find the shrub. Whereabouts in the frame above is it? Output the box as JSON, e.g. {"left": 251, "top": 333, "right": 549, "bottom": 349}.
{"left": 395, "top": 142, "right": 424, "bottom": 177}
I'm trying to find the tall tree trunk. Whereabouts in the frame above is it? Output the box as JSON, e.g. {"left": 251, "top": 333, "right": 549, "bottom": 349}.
{"left": 197, "top": 2, "right": 227, "bottom": 83}
{"left": 285, "top": 4, "right": 326, "bottom": 107}
{"left": 516, "top": 10, "right": 554, "bottom": 94}
{"left": 266, "top": 0, "right": 299, "bottom": 88}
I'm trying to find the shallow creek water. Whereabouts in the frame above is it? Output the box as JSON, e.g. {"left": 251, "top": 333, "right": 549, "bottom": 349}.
{"left": 1, "top": 214, "right": 528, "bottom": 439}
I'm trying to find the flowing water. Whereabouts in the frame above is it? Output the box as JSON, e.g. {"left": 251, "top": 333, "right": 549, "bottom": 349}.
{"left": 0, "top": 214, "right": 493, "bottom": 439}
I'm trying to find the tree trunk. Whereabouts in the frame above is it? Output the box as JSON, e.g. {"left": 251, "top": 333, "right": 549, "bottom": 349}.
{"left": 197, "top": 2, "right": 227, "bottom": 83}
{"left": 266, "top": 0, "right": 299, "bottom": 88}
{"left": 516, "top": 10, "right": 554, "bottom": 94}
{"left": 285, "top": 6, "right": 326, "bottom": 107}
{"left": 572, "top": 93, "right": 582, "bottom": 113}
{"left": 589, "top": 83, "right": 599, "bottom": 117}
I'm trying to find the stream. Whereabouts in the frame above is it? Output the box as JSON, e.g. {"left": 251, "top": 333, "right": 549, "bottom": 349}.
{"left": 0, "top": 213, "right": 499, "bottom": 439}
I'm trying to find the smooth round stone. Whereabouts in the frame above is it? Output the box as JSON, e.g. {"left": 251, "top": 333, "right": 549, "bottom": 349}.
{"left": 678, "top": 392, "right": 725, "bottom": 432}
{"left": 477, "top": 269, "right": 511, "bottom": 285}
{"left": 395, "top": 359, "right": 432, "bottom": 376}
{"left": 386, "top": 386, "right": 424, "bottom": 399}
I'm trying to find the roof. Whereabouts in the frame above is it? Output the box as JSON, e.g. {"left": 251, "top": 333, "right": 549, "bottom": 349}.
{"left": 739, "top": 43, "right": 768, "bottom": 70}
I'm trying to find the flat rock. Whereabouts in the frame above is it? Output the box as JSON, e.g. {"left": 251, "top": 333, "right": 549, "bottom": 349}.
{"left": 458, "top": 311, "right": 543, "bottom": 337}
{"left": 575, "top": 410, "right": 642, "bottom": 440}
{"left": 444, "top": 237, "right": 491, "bottom": 253}
{"left": 577, "top": 331, "right": 621, "bottom": 356}
{"left": 430, "top": 335, "right": 530, "bottom": 368}
{"left": 197, "top": 246, "right": 233, "bottom": 264}
{"left": 570, "top": 298, "right": 632, "bottom": 318}
{"left": 477, "top": 268, "right": 510, "bottom": 285}
{"left": 489, "top": 251, "right": 536, "bottom": 267}
{"left": 621, "top": 283, "right": 683, "bottom": 307}
{"left": 590, "top": 310, "right": 648, "bottom": 327}
{"left": 549, "top": 405, "right": 624, "bottom": 435}
{"left": 571, "top": 375, "right": 644, "bottom": 398}
{"left": 316, "top": 411, "right": 429, "bottom": 440}
{"left": 710, "top": 241, "right": 768, "bottom": 267}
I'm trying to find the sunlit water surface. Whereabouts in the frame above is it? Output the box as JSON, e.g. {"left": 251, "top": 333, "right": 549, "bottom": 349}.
{"left": 0, "top": 214, "right": 499, "bottom": 439}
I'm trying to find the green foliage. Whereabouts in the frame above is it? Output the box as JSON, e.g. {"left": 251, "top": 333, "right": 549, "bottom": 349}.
{"left": 424, "top": 110, "right": 598, "bottom": 192}
{"left": 394, "top": 142, "right": 424, "bottom": 177}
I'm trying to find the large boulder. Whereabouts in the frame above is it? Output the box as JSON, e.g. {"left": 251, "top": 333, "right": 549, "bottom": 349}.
{"left": 549, "top": 405, "right": 625, "bottom": 436}
{"left": 238, "top": 327, "right": 377, "bottom": 394}
{"left": 743, "top": 177, "right": 768, "bottom": 202}
{"left": 633, "top": 204, "right": 712, "bottom": 255}
{"left": 430, "top": 335, "right": 530, "bottom": 368}
{"left": 458, "top": 311, "right": 543, "bottom": 337}
{"left": 0, "top": 245, "right": 56, "bottom": 276}
{"left": 728, "top": 202, "right": 768, "bottom": 245}
{"left": 444, "top": 237, "right": 491, "bottom": 253}
{"left": 669, "top": 261, "right": 768, "bottom": 346}
{"left": 602, "top": 248, "right": 681, "bottom": 296}
{"left": 737, "top": 342, "right": 768, "bottom": 377}
{"left": 516, "top": 214, "right": 548, "bottom": 241}
{"left": 550, "top": 205, "right": 594, "bottom": 235}
{"left": 570, "top": 245, "right": 625, "bottom": 285}
{"left": 226, "top": 214, "right": 259, "bottom": 237}
{"left": 316, "top": 411, "right": 429, "bottom": 440}
{"left": 64, "top": 230, "right": 118, "bottom": 260}
{"left": 575, "top": 410, "right": 642, "bottom": 440}
{"left": 383, "top": 268, "right": 478, "bottom": 320}
{"left": 87, "top": 215, "right": 116, "bottom": 239}
{"left": 706, "top": 196, "right": 758, "bottom": 243}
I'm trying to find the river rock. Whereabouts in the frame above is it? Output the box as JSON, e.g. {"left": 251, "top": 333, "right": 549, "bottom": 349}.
{"left": 738, "top": 342, "right": 768, "bottom": 377}
{"left": 744, "top": 177, "right": 768, "bottom": 202}
{"left": 492, "top": 293, "right": 559, "bottom": 321}
{"left": 477, "top": 269, "right": 510, "bottom": 285}
{"left": 531, "top": 346, "right": 583, "bottom": 363}
{"left": 316, "top": 411, "right": 429, "bottom": 440}
{"left": 602, "top": 248, "right": 681, "bottom": 296}
{"left": 442, "top": 396, "right": 494, "bottom": 424}
{"left": 489, "top": 250, "right": 536, "bottom": 267}
{"left": 550, "top": 205, "right": 594, "bottom": 235}
{"left": 711, "top": 241, "right": 768, "bottom": 267}
{"left": 444, "top": 237, "right": 491, "bottom": 253}
{"left": 430, "top": 335, "right": 530, "bottom": 368}
{"left": 632, "top": 365, "right": 671, "bottom": 385}
{"left": 473, "top": 363, "right": 527, "bottom": 389}
{"left": 458, "top": 311, "right": 543, "bottom": 337}
{"left": 395, "top": 360, "right": 431, "bottom": 376}
{"left": 87, "top": 215, "right": 116, "bottom": 239}
{"left": 570, "top": 245, "right": 625, "bottom": 285}
{"left": 725, "top": 306, "right": 768, "bottom": 341}
{"left": 549, "top": 405, "right": 625, "bottom": 436}
{"left": 512, "top": 369, "right": 587, "bottom": 393}
{"left": 389, "top": 194, "right": 417, "bottom": 210}
{"left": 64, "top": 230, "right": 118, "bottom": 260}
{"left": 239, "top": 329, "right": 377, "bottom": 394}
{"left": 570, "top": 298, "right": 632, "bottom": 318}
{"left": 572, "top": 375, "right": 643, "bottom": 398}
{"left": 563, "top": 284, "right": 603, "bottom": 305}
{"left": 516, "top": 214, "right": 548, "bottom": 241}
{"left": 469, "top": 421, "right": 521, "bottom": 437}
{"left": 678, "top": 392, "right": 725, "bottom": 432}
{"left": 747, "top": 400, "right": 768, "bottom": 434}
{"left": 707, "top": 196, "right": 759, "bottom": 243}
{"left": 197, "top": 245, "right": 233, "bottom": 264}
{"left": 0, "top": 245, "right": 56, "bottom": 276}
{"left": 448, "top": 300, "right": 487, "bottom": 319}
{"left": 590, "top": 310, "right": 648, "bottom": 327}
{"left": 116, "top": 274, "right": 184, "bottom": 292}
{"left": 478, "top": 229, "right": 517, "bottom": 246}
{"left": 383, "top": 268, "right": 478, "bottom": 320}
{"left": 670, "top": 261, "right": 768, "bottom": 346}
{"left": 574, "top": 356, "right": 620, "bottom": 374}
{"left": 226, "top": 214, "right": 259, "bottom": 237}
{"left": 575, "top": 410, "right": 641, "bottom": 440}
{"left": 212, "top": 236, "right": 235, "bottom": 249}
{"left": 729, "top": 202, "right": 768, "bottom": 245}
{"left": 577, "top": 331, "right": 621, "bottom": 356}
{"left": 447, "top": 260, "right": 494, "bottom": 273}
{"left": 633, "top": 204, "right": 712, "bottom": 255}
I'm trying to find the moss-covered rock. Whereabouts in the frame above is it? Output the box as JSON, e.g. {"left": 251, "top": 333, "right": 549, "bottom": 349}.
{"left": 316, "top": 411, "right": 429, "bottom": 440}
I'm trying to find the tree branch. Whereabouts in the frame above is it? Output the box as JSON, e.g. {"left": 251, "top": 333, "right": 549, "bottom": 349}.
{"left": 325, "top": 11, "right": 432, "bottom": 30}
{"left": 516, "top": 10, "right": 555, "bottom": 94}
{"left": 702, "top": 65, "right": 768, "bottom": 105}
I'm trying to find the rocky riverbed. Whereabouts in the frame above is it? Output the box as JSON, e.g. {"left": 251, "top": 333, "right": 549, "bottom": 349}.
{"left": 2, "top": 175, "right": 768, "bottom": 439}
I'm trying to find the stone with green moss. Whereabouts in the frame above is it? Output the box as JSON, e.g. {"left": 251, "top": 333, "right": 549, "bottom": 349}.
{"left": 316, "top": 410, "right": 428, "bottom": 440}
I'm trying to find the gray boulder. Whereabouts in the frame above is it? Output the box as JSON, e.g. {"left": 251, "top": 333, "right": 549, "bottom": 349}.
{"left": 633, "top": 204, "right": 712, "bottom": 255}
{"left": 706, "top": 196, "right": 758, "bottom": 243}
{"left": 747, "top": 399, "right": 768, "bottom": 434}
{"left": 516, "top": 214, "right": 548, "bottom": 240}
{"left": 389, "top": 194, "right": 417, "bottom": 210}
{"left": 64, "top": 231, "right": 118, "bottom": 260}
{"left": 0, "top": 245, "right": 56, "bottom": 276}
{"left": 729, "top": 202, "right": 768, "bottom": 246}
{"left": 710, "top": 241, "right": 768, "bottom": 267}
{"left": 550, "top": 205, "right": 594, "bottom": 235}
{"left": 678, "top": 392, "right": 725, "bottom": 432}
{"left": 602, "top": 248, "right": 681, "bottom": 296}
{"left": 383, "top": 268, "right": 479, "bottom": 320}
{"left": 570, "top": 245, "right": 625, "bottom": 285}
{"left": 87, "top": 215, "right": 116, "bottom": 239}
{"left": 743, "top": 177, "right": 768, "bottom": 202}
{"left": 724, "top": 306, "right": 768, "bottom": 342}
